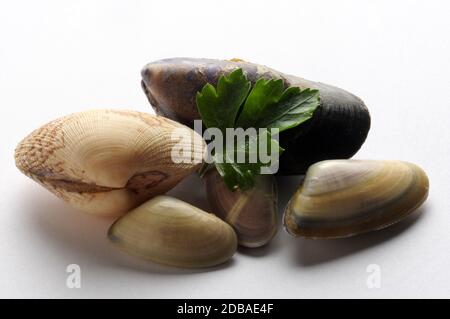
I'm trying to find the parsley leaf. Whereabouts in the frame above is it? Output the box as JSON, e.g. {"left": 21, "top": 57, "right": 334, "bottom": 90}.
{"left": 236, "top": 78, "right": 320, "bottom": 132}
{"left": 196, "top": 68, "right": 320, "bottom": 191}
{"left": 236, "top": 78, "right": 285, "bottom": 128}
{"left": 196, "top": 68, "right": 251, "bottom": 131}
{"left": 213, "top": 130, "right": 283, "bottom": 190}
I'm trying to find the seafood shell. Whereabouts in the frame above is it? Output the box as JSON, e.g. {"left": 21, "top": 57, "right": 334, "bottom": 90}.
{"left": 204, "top": 169, "right": 278, "bottom": 248}
{"left": 108, "top": 195, "right": 237, "bottom": 268}
{"left": 15, "top": 109, "right": 205, "bottom": 216}
{"left": 283, "top": 160, "right": 429, "bottom": 238}
{"left": 141, "top": 57, "right": 371, "bottom": 174}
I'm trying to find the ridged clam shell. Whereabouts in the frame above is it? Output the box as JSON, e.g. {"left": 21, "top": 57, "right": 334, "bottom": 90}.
{"left": 108, "top": 196, "right": 237, "bottom": 268}
{"left": 283, "top": 160, "right": 429, "bottom": 238}
{"left": 141, "top": 57, "right": 371, "bottom": 174}
{"left": 204, "top": 169, "right": 278, "bottom": 248}
{"left": 15, "top": 109, "right": 205, "bottom": 217}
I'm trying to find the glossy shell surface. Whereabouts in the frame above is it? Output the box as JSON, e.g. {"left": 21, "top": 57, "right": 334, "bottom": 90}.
{"left": 283, "top": 160, "right": 429, "bottom": 238}
{"left": 141, "top": 57, "right": 371, "bottom": 174}
{"left": 15, "top": 109, "right": 205, "bottom": 216}
{"left": 108, "top": 196, "right": 238, "bottom": 268}
{"left": 204, "top": 169, "right": 278, "bottom": 247}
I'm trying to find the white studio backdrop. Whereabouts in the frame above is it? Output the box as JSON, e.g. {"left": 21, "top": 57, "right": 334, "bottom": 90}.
{"left": 0, "top": 0, "right": 449, "bottom": 298}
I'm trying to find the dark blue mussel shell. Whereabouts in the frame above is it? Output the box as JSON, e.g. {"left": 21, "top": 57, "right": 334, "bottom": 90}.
{"left": 141, "top": 58, "right": 371, "bottom": 175}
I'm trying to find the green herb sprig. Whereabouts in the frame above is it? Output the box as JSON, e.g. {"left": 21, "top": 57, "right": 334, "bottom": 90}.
{"left": 196, "top": 68, "right": 320, "bottom": 191}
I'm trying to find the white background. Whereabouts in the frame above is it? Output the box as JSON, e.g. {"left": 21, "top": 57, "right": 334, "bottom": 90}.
{"left": 1, "top": 0, "right": 449, "bottom": 298}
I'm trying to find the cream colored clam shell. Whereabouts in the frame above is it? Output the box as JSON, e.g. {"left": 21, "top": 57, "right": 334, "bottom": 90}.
{"left": 108, "top": 196, "right": 238, "bottom": 268}
{"left": 205, "top": 169, "right": 278, "bottom": 248}
{"left": 15, "top": 109, "right": 205, "bottom": 217}
{"left": 284, "top": 160, "right": 429, "bottom": 239}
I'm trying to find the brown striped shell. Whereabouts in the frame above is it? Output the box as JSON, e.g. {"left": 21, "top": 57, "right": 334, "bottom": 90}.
{"left": 15, "top": 109, "right": 205, "bottom": 216}
{"left": 283, "top": 160, "right": 429, "bottom": 238}
{"left": 204, "top": 169, "right": 278, "bottom": 248}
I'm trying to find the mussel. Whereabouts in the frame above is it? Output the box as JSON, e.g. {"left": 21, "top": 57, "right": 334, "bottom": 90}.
{"left": 203, "top": 169, "right": 278, "bottom": 248}
{"left": 108, "top": 195, "right": 237, "bottom": 268}
{"left": 283, "top": 160, "right": 429, "bottom": 239}
{"left": 15, "top": 109, "right": 205, "bottom": 216}
{"left": 141, "top": 57, "right": 371, "bottom": 174}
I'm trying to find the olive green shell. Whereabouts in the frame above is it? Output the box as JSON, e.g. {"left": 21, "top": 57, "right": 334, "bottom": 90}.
{"left": 141, "top": 58, "right": 371, "bottom": 174}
